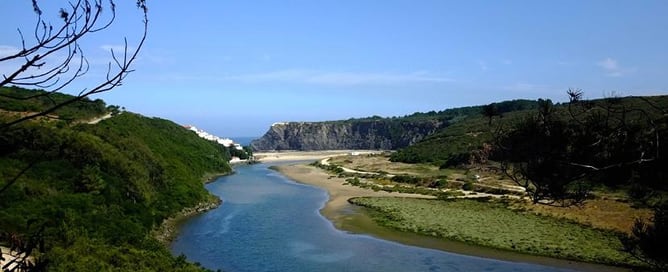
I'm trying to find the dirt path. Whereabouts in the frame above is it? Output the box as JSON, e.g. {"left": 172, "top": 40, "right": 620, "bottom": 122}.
{"left": 85, "top": 112, "right": 114, "bottom": 124}
{"left": 320, "top": 157, "right": 393, "bottom": 176}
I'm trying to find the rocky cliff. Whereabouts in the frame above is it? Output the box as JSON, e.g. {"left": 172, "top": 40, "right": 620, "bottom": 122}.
{"left": 250, "top": 119, "right": 446, "bottom": 151}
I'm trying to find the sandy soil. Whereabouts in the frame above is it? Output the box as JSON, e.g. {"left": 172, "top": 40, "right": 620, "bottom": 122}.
{"left": 1, "top": 246, "right": 31, "bottom": 270}
{"left": 254, "top": 150, "right": 381, "bottom": 163}
{"left": 273, "top": 163, "right": 434, "bottom": 222}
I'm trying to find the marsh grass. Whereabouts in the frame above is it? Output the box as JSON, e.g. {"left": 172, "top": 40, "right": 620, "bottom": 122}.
{"left": 350, "top": 197, "right": 641, "bottom": 267}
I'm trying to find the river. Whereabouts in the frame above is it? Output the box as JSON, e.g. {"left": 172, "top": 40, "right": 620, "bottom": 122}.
{"left": 171, "top": 163, "right": 576, "bottom": 272}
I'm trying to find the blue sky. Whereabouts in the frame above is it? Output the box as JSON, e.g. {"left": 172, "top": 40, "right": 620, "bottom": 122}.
{"left": 1, "top": 1, "right": 667, "bottom": 137}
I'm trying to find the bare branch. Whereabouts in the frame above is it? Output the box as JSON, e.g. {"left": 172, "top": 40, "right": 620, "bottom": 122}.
{"left": 0, "top": 0, "right": 148, "bottom": 129}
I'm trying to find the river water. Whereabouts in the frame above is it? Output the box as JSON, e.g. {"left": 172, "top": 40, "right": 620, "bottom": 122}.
{"left": 171, "top": 163, "right": 575, "bottom": 272}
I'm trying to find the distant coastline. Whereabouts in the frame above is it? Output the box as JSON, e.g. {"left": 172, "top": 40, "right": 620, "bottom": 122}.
{"left": 231, "top": 136, "right": 257, "bottom": 146}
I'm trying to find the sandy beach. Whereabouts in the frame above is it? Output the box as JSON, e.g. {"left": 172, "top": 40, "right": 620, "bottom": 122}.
{"left": 254, "top": 150, "right": 381, "bottom": 163}
{"left": 273, "top": 163, "right": 433, "bottom": 222}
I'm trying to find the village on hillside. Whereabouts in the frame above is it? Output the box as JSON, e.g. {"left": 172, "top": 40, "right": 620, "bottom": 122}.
{"left": 184, "top": 125, "right": 251, "bottom": 163}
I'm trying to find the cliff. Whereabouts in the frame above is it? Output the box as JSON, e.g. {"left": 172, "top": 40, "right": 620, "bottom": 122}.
{"left": 250, "top": 119, "right": 446, "bottom": 151}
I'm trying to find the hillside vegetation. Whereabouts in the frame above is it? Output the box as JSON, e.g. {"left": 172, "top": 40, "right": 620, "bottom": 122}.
{"left": 1, "top": 88, "right": 231, "bottom": 271}
{"left": 250, "top": 99, "right": 539, "bottom": 151}
{"left": 0, "top": 86, "right": 107, "bottom": 122}
{"left": 391, "top": 95, "right": 668, "bottom": 168}
{"left": 351, "top": 197, "right": 634, "bottom": 266}
{"left": 356, "top": 93, "right": 668, "bottom": 270}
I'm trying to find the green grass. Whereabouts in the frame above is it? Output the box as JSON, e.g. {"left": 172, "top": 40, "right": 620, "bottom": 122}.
{"left": 349, "top": 197, "right": 640, "bottom": 267}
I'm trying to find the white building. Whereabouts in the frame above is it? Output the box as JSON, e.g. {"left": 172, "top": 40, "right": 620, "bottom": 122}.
{"left": 184, "top": 125, "right": 240, "bottom": 148}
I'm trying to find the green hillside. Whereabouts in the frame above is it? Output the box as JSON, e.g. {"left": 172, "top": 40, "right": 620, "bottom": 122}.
{"left": 0, "top": 86, "right": 108, "bottom": 122}
{"left": 391, "top": 95, "right": 668, "bottom": 168}
{"left": 0, "top": 88, "right": 231, "bottom": 271}
{"left": 389, "top": 100, "right": 540, "bottom": 166}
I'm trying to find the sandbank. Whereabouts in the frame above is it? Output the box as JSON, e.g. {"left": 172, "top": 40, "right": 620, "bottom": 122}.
{"left": 273, "top": 163, "right": 433, "bottom": 223}
{"left": 254, "top": 150, "right": 381, "bottom": 163}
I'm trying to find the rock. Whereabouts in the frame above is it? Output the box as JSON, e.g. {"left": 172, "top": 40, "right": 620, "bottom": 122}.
{"left": 251, "top": 119, "right": 445, "bottom": 151}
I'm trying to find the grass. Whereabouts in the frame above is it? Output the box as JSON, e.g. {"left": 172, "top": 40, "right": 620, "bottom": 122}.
{"left": 349, "top": 197, "right": 642, "bottom": 267}
{"left": 331, "top": 153, "right": 649, "bottom": 234}
{"left": 514, "top": 198, "right": 652, "bottom": 234}
{"left": 329, "top": 154, "right": 455, "bottom": 177}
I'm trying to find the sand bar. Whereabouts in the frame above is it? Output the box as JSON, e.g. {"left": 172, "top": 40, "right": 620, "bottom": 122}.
{"left": 273, "top": 163, "right": 433, "bottom": 222}
{"left": 255, "top": 150, "right": 382, "bottom": 163}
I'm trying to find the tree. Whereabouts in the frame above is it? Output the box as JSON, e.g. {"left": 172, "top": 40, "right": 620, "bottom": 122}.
{"left": 0, "top": 0, "right": 148, "bottom": 129}
{"left": 495, "top": 91, "right": 666, "bottom": 206}
{"left": 564, "top": 89, "right": 666, "bottom": 195}
{"left": 622, "top": 203, "right": 668, "bottom": 271}
{"left": 496, "top": 98, "right": 590, "bottom": 205}
{"left": 1, "top": 1, "right": 148, "bottom": 270}
{"left": 243, "top": 145, "right": 254, "bottom": 161}
{"left": 0, "top": 0, "right": 149, "bottom": 198}
{"left": 481, "top": 103, "right": 500, "bottom": 125}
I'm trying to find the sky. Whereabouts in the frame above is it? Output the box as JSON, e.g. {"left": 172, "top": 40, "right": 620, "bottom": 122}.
{"left": 1, "top": 1, "right": 667, "bottom": 137}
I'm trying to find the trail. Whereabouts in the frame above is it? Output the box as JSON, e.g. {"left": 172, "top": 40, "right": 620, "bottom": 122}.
{"left": 320, "top": 157, "right": 524, "bottom": 200}
{"left": 85, "top": 112, "right": 114, "bottom": 124}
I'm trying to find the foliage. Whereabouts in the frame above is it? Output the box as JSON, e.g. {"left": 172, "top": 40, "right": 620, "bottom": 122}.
{"left": 310, "top": 161, "right": 345, "bottom": 174}
{"left": 622, "top": 202, "right": 668, "bottom": 271}
{"left": 396, "top": 99, "right": 538, "bottom": 121}
{"left": 0, "top": 86, "right": 107, "bottom": 121}
{"left": 0, "top": 0, "right": 147, "bottom": 129}
{"left": 1, "top": 88, "right": 231, "bottom": 271}
{"left": 390, "top": 92, "right": 668, "bottom": 207}
{"left": 390, "top": 100, "right": 537, "bottom": 165}
{"left": 461, "top": 181, "right": 474, "bottom": 191}
{"left": 496, "top": 93, "right": 668, "bottom": 205}
{"left": 227, "top": 146, "right": 250, "bottom": 160}
{"left": 496, "top": 99, "right": 591, "bottom": 205}
{"left": 350, "top": 197, "right": 639, "bottom": 267}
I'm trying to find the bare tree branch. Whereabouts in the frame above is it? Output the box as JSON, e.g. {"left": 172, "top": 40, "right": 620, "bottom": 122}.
{"left": 0, "top": 0, "right": 148, "bottom": 130}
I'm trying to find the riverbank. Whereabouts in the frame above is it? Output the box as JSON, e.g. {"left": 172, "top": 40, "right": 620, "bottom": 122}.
{"left": 154, "top": 195, "right": 222, "bottom": 246}
{"left": 353, "top": 197, "right": 638, "bottom": 269}
{"left": 157, "top": 169, "right": 235, "bottom": 245}
{"left": 202, "top": 171, "right": 234, "bottom": 184}
{"left": 273, "top": 163, "right": 433, "bottom": 224}
{"left": 274, "top": 162, "right": 631, "bottom": 272}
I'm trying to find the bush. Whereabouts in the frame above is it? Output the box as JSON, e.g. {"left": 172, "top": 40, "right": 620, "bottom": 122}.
{"left": 429, "top": 179, "right": 448, "bottom": 188}
{"left": 390, "top": 175, "right": 422, "bottom": 184}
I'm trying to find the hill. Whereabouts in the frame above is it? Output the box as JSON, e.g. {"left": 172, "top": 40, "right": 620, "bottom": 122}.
{"left": 250, "top": 99, "right": 539, "bottom": 151}
{"left": 391, "top": 95, "right": 668, "bottom": 167}
{"left": 0, "top": 86, "right": 108, "bottom": 122}
{"left": 0, "top": 88, "right": 231, "bottom": 271}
